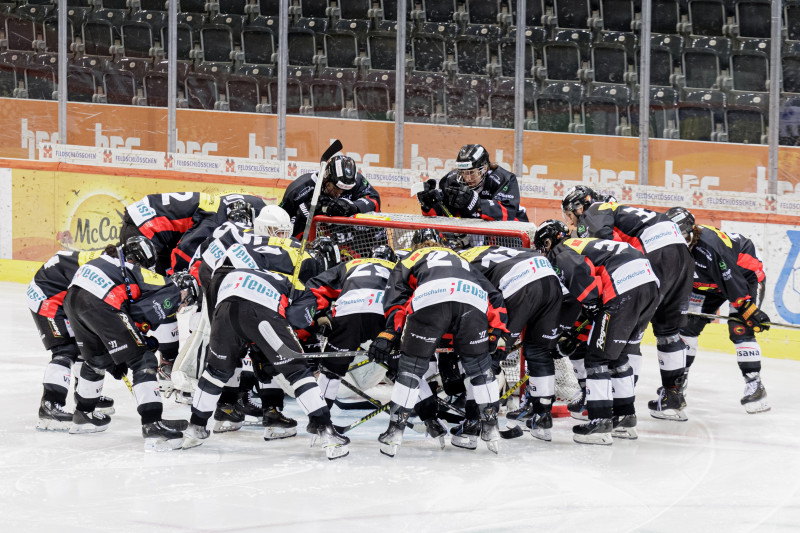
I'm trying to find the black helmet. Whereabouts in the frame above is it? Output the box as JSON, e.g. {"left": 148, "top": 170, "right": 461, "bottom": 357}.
{"left": 533, "top": 220, "right": 570, "bottom": 254}
{"left": 310, "top": 237, "right": 341, "bottom": 271}
{"left": 171, "top": 270, "right": 200, "bottom": 306}
{"left": 455, "top": 144, "right": 490, "bottom": 189}
{"left": 371, "top": 244, "right": 397, "bottom": 263}
{"left": 122, "top": 236, "right": 157, "bottom": 269}
{"left": 562, "top": 185, "right": 599, "bottom": 214}
{"left": 226, "top": 199, "right": 253, "bottom": 226}
{"left": 322, "top": 155, "right": 358, "bottom": 191}
{"left": 665, "top": 206, "right": 696, "bottom": 245}
{"left": 411, "top": 228, "right": 444, "bottom": 248}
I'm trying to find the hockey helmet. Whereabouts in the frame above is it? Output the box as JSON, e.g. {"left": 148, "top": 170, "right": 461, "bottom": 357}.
{"left": 533, "top": 220, "right": 570, "bottom": 254}
{"left": 226, "top": 199, "right": 254, "bottom": 226}
{"left": 322, "top": 155, "right": 358, "bottom": 191}
{"left": 371, "top": 244, "right": 397, "bottom": 263}
{"left": 122, "top": 236, "right": 157, "bottom": 269}
{"left": 411, "top": 227, "right": 445, "bottom": 248}
{"left": 171, "top": 270, "right": 200, "bottom": 307}
{"left": 254, "top": 205, "right": 293, "bottom": 238}
{"left": 455, "top": 144, "right": 490, "bottom": 189}
{"left": 561, "top": 185, "right": 600, "bottom": 214}
{"left": 310, "top": 237, "right": 341, "bottom": 271}
{"left": 665, "top": 206, "right": 696, "bottom": 246}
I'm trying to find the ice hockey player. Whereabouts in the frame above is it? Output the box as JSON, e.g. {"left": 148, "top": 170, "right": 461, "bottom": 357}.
{"left": 534, "top": 220, "right": 660, "bottom": 444}
{"left": 459, "top": 245, "right": 563, "bottom": 441}
{"left": 279, "top": 155, "right": 381, "bottom": 240}
{"left": 562, "top": 185, "right": 694, "bottom": 421}
{"left": 120, "top": 192, "right": 219, "bottom": 275}
{"left": 27, "top": 249, "right": 115, "bottom": 430}
{"left": 289, "top": 245, "right": 397, "bottom": 409}
{"left": 182, "top": 266, "right": 350, "bottom": 460}
{"left": 666, "top": 207, "right": 771, "bottom": 413}
{"left": 416, "top": 144, "right": 528, "bottom": 222}
{"left": 368, "top": 228, "right": 509, "bottom": 456}
{"left": 62, "top": 236, "right": 195, "bottom": 451}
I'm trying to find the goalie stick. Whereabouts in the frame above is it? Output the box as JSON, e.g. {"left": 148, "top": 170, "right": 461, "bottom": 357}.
{"left": 289, "top": 139, "right": 343, "bottom": 300}
{"left": 689, "top": 311, "right": 800, "bottom": 330}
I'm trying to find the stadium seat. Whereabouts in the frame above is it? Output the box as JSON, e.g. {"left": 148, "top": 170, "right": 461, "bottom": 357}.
{"left": 591, "top": 42, "right": 629, "bottom": 85}
{"left": 489, "top": 77, "right": 536, "bottom": 129}
{"left": 209, "top": 13, "right": 245, "bottom": 46}
{"left": 217, "top": 0, "right": 248, "bottom": 16}
{"left": 200, "top": 24, "right": 234, "bottom": 63}
{"left": 114, "top": 57, "right": 151, "bottom": 90}
{"left": 324, "top": 28, "right": 359, "bottom": 69}
{"left": 629, "top": 86, "right": 679, "bottom": 138}
{"left": 366, "top": 29, "right": 397, "bottom": 71}
{"left": 0, "top": 61, "right": 20, "bottom": 98}
{"left": 288, "top": 25, "right": 317, "bottom": 66}
{"left": 783, "top": 50, "right": 800, "bottom": 93}
{"left": 407, "top": 69, "right": 446, "bottom": 110}
{"left": 735, "top": 0, "right": 770, "bottom": 39}
{"left": 319, "top": 66, "right": 358, "bottom": 100}
{"left": 185, "top": 72, "right": 220, "bottom": 109}
{"left": 688, "top": 35, "right": 731, "bottom": 69}
{"left": 144, "top": 70, "right": 170, "bottom": 106}
{"left": 96, "top": 0, "right": 129, "bottom": 9}
{"left": 24, "top": 64, "right": 56, "bottom": 99}
{"left": 411, "top": 33, "right": 449, "bottom": 73}
{"left": 725, "top": 105, "right": 766, "bottom": 143}
{"left": 309, "top": 78, "right": 346, "bottom": 117}
{"left": 510, "top": 0, "right": 547, "bottom": 27}
{"left": 132, "top": 10, "right": 167, "bottom": 34}
{"left": 82, "top": 19, "right": 118, "bottom": 57}
{"left": 600, "top": 0, "right": 636, "bottom": 32}
{"left": 339, "top": 0, "right": 372, "bottom": 21}
{"left": 178, "top": 0, "right": 208, "bottom": 15}
{"left": 120, "top": 21, "right": 156, "bottom": 59}
{"left": 729, "top": 50, "right": 768, "bottom": 93}
{"left": 677, "top": 101, "right": 717, "bottom": 140}
{"left": 465, "top": 0, "right": 501, "bottom": 25}
{"left": 554, "top": 0, "right": 593, "bottom": 30}
{"left": 5, "top": 11, "right": 39, "bottom": 52}
{"left": 651, "top": 33, "right": 684, "bottom": 68}
{"left": 423, "top": 0, "right": 457, "bottom": 23}
{"left": 354, "top": 80, "right": 392, "bottom": 120}
{"left": 161, "top": 23, "right": 195, "bottom": 61}
{"left": 138, "top": 0, "right": 168, "bottom": 10}
{"left": 241, "top": 26, "right": 276, "bottom": 66}
{"left": 404, "top": 82, "right": 438, "bottom": 123}
{"left": 682, "top": 48, "right": 721, "bottom": 89}
{"left": 104, "top": 68, "right": 141, "bottom": 105}
{"left": 536, "top": 89, "right": 578, "bottom": 132}
{"left": 581, "top": 84, "right": 631, "bottom": 135}
{"left": 651, "top": 0, "right": 680, "bottom": 35}
{"left": 542, "top": 41, "right": 581, "bottom": 81}
{"left": 268, "top": 76, "right": 303, "bottom": 114}
{"left": 553, "top": 28, "right": 592, "bottom": 64}
{"left": 498, "top": 36, "right": 536, "bottom": 78}
{"left": 454, "top": 29, "right": 497, "bottom": 76}
{"left": 334, "top": 18, "right": 370, "bottom": 49}
{"left": 688, "top": 0, "right": 726, "bottom": 37}
{"left": 257, "top": 0, "right": 280, "bottom": 17}
{"left": 646, "top": 45, "right": 678, "bottom": 87}
{"left": 298, "top": 0, "right": 329, "bottom": 19}
{"left": 225, "top": 75, "right": 264, "bottom": 113}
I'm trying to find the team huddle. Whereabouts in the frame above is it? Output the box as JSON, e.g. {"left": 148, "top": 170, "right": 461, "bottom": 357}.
{"left": 26, "top": 144, "right": 772, "bottom": 459}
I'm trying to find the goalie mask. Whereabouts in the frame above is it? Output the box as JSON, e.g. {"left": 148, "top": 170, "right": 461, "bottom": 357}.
{"left": 122, "top": 236, "right": 157, "bottom": 269}
{"left": 254, "top": 205, "right": 292, "bottom": 238}
{"left": 533, "top": 220, "right": 570, "bottom": 254}
{"left": 455, "top": 144, "right": 490, "bottom": 189}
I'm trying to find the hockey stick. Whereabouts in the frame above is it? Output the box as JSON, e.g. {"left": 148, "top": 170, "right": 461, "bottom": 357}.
{"left": 688, "top": 311, "right": 800, "bottom": 330}
{"left": 289, "top": 139, "right": 343, "bottom": 300}
{"left": 258, "top": 321, "right": 363, "bottom": 359}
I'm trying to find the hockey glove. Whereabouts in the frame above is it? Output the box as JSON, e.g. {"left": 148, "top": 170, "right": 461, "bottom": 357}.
{"left": 582, "top": 302, "right": 602, "bottom": 321}
{"left": 367, "top": 330, "right": 398, "bottom": 365}
{"left": 488, "top": 329, "right": 511, "bottom": 359}
{"left": 417, "top": 179, "right": 444, "bottom": 211}
{"left": 322, "top": 197, "right": 358, "bottom": 217}
{"left": 443, "top": 183, "right": 479, "bottom": 213}
{"left": 556, "top": 334, "right": 580, "bottom": 358}
{"left": 316, "top": 313, "right": 333, "bottom": 337}
{"left": 110, "top": 363, "right": 129, "bottom": 380}
{"left": 740, "top": 300, "right": 771, "bottom": 332}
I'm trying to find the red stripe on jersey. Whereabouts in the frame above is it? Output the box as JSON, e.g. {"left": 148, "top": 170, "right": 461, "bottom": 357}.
{"left": 613, "top": 228, "right": 643, "bottom": 253}
{"left": 139, "top": 216, "right": 174, "bottom": 239}
{"left": 597, "top": 266, "right": 617, "bottom": 303}
{"left": 173, "top": 217, "right": 194, "bottom": 233}
{"left": 279, "top": 294, "right": 289, "bottom": 318}
{"left": 311, "top": 286, "right": 342, "bottom": 312}
{"left": 487, "top": 304, "right": 509, "bottom": 332}
{"left": 39, "top": 291, "right": 67, "bottom": 318}
{"left": 737, "top": 253, "right": 765, "bottom": 282}
{"left": 421, "top": 206, "right": 437, "bottom": 217}
{"left": 408, "top": 273, "right": 418, "bottom": 290}
{"left": 103, "top": 283, "right": 142, "bottom": 309}
{"left": 366, "top": 196, "right": 379, "bottom": 211}
{"left": 171, "top": 247, "right": 193, "bottom": 271}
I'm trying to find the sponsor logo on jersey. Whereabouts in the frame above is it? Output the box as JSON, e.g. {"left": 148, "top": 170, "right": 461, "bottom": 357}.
{"left": 152, "top": 300, "right": 166, "bottom": 320}
{"left": 76, "top": 265, "right": 114, "bottom": 291}
{"left": 108, "top": 343, "right": 129, "bottom": 355}
{"left": 47, "top": 317, "right": 62, "bottom": 337}
{"left": 611, "top": 259, "right": 658, "bottom": 294}
{"left": 118, "top": 313, "right": 145, "bottom": 346}
{"left": 410, "top": 332, "right": 437, "bottom": 342}
{"left": 719, "top": 260, "right": 727, "bottom": 270}
{"left": 412, "top": 278, "right": 489, "bottom": 313}
{"left": 595, "top": 312, "right": 610, "bottom": 350}
{"left": 497, "top": 256, "right": 556, "bottom": 298}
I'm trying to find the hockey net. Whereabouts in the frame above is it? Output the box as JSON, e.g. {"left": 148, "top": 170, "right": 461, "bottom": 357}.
{"left": 310, "top": 213, "right": 581, "bottom": 417}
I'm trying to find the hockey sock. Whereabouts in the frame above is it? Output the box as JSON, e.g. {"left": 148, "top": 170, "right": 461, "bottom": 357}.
{"left": 656, "top": 334, "right": 687, "bottom": 388}
{"left": 42, "top": 356, "right": 72, "bottom": 405}
{"left": 610, "top": 361, "right": 635, "bottom": 416}
{"left": 570, "top": 356, "right": 587, "bottom": 381}
{"left": 316, "top": 372, "right": 341, "bottom": 409}
{"left": 130, "top": 351, "right": 162, "bottom": 424}
{"left": 681, "top": 335, "right": 699, "bottom": 369}
{"left": 257, "top": 378, "right": 285, "bottom": 410}
{"left": 292, "top": 376, "right": 328, "bottom": 419}
{"left": 585, "top": 365, "right": 613, "bottom": 419}
{"left": 627, "top": 352, "right": 643, "bottom": 383}
{"left": 734, "top": 341, "right": 762, "bottom": 376}
{"left": 192, "top": 366, "right": 232, "bottom": 425}
{"left": 218, "top": 368, "right": 242, "bottom": 405}
{"left": 75, "top": 363, "right": 104, "bottom": 412}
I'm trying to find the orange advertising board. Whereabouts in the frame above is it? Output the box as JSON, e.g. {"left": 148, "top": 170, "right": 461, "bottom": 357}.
{"left": 1, "top": 99, "right": 799, "bottom": 194}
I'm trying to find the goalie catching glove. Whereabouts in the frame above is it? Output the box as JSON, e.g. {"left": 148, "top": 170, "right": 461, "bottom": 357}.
{"left": 740, "top": 300, "right": 770, "bottom": 332}
{"left": 443, "top": 183, "right": 479, "bottom": 213}
{"left": 321, "top": 197, "right": 358, "bottom": 217}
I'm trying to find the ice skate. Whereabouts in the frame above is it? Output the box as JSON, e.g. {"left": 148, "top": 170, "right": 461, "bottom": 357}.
{"left": 378, "top": 415, "right": 407, "bottom": 457}
{"left": 423, "top": 418, "right": 448, "bottom": 449}
{"left": 568, "top": 388, "right": 588, "bottom": 420}
{"left": 480, "top": 418, "right": 500, "bottom": 454}
{"left": 161, "top": 419, "right": 189, "bottom": 431}
{"left": 315, "top": 423, "right": 350, "bottom": 460}
{"left": 96, "top": 396, "right": 115, "bottom": 415}
{"left": 69, "top": 409, "right": 110, "bottom": 434}
{"left": 142, "top": 420, "right": 184, "bottom": 452}
{"left": 450, "top": 419, "right": 480, "bottom": 450}
{"left": 529, "top": 412, "right": 553, "bottom": 442}
{"left": 742, "top": 374, "right": 770, "bottom": 414}
{"left": 572, "top": 418, "right": 613, "bottom": 445}
{"left": 212, "top": 402, "right": 244, "bottom": 433}
{"left": 37, "top": 400, "right": 72, "bottom": 431}
{"left": 182, "top": 423, "right": 210, "bottom": 449}
{"left": 648, "top": 386, "right": 687, "bottom": 421}
{"left": 263, "top": 407, "right": 298, "bottom": 440}
{"left": 236, "top": 390, "right": 263, "bottom": 424}
{"left": 611, "top": 414, "right": 638, "bottom": 439}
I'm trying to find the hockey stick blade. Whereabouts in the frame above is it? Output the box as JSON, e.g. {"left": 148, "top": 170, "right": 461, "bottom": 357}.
{"left": 499, "top": 425, "right": 525, "bottom": 439}
{"left": 320, "top": 139, "right": 343, "bottom": 163}
{"left": 257, "top": 321, "right": 362, "bottom": 359}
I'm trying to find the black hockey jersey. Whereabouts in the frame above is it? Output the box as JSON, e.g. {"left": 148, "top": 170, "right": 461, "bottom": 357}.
{"left": 279, "top": 172, "right": 381, "bottom": 239}
{"left": 460, "top": 246, "right": 558, "bottom": 300}
{"left": 424, "top": 166, "right": 528, "bottom": 222}
{"left": 26, "top": 250, "right": 105, "bottom": 317}
{"left": 576, "top": 202, "right": 685, "bottom": 254}
{"left": 547, "top": 238, "right": 659, "bottom": 306}
{"left": 383, "top": 246, "right": 508, "bottom": 333}
{"left": 125, "top": 192, "right": 217, "bottom": 252}
{"left": 691, "top": 225, "right": 765, "bottom": 308}
{"left": 290, "top": 257, "right": 396, "bottom": 330}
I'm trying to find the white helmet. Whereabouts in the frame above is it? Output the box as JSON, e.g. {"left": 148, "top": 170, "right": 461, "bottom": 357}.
{"left": 254, "top": 205, "right": 292, "bottom": 237}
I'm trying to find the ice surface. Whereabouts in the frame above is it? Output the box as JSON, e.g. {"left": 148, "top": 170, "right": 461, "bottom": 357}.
{"left": 2, "top": 281, "right": 799, "bottom": 532}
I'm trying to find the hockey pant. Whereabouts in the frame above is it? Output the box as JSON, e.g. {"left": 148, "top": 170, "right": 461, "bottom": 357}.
{"left": 681, "top": 281, "right": 766, "bottom": 377}
{"left": 584, "top": 282, "right": 659, "bottom": 420}
{"left": 191, "top": 298, "right": 329, "bottom": 427}
{"left": 647, "top": 243, "right": 694, "bottom": 389}
{"left": 317, "top": 312, "right": 385, "bottom": 407}
{"left": 391, "top": 302, "right": 498, "bottom": 418}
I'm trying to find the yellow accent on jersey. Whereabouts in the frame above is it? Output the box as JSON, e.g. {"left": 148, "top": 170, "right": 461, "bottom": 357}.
{"left": 140, "top": 268, "right": 166, "bottom": 286}
{"left": 401, "top": 246, "right": 457, "bottom": 268}
{"left": 344, "top": 258, "right": 396, "bottom": 271}
{"left": 458, "top": 246, "right": 492, "bottom": 262}
{"left": 77, "top": 250, "right": 105, "bottom": 265}
{"left": 198, "top": 193, "right": 220, "bottom": 212}
{"left": 563, "top": 238, "right": 596, "bottom": 254}
{"left": 700, "top": 225, "right": 733, "bottom": 248}
{"left": 272, "top": 270, "right": 305, "bottom": 290}
{"left": 597, "top": 202, "right": 621, "bottom": 211}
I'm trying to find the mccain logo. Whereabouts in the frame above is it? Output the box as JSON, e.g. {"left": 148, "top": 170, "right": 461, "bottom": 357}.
{"left": 57, "top": 193, "right": 125, "bottom": 250}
